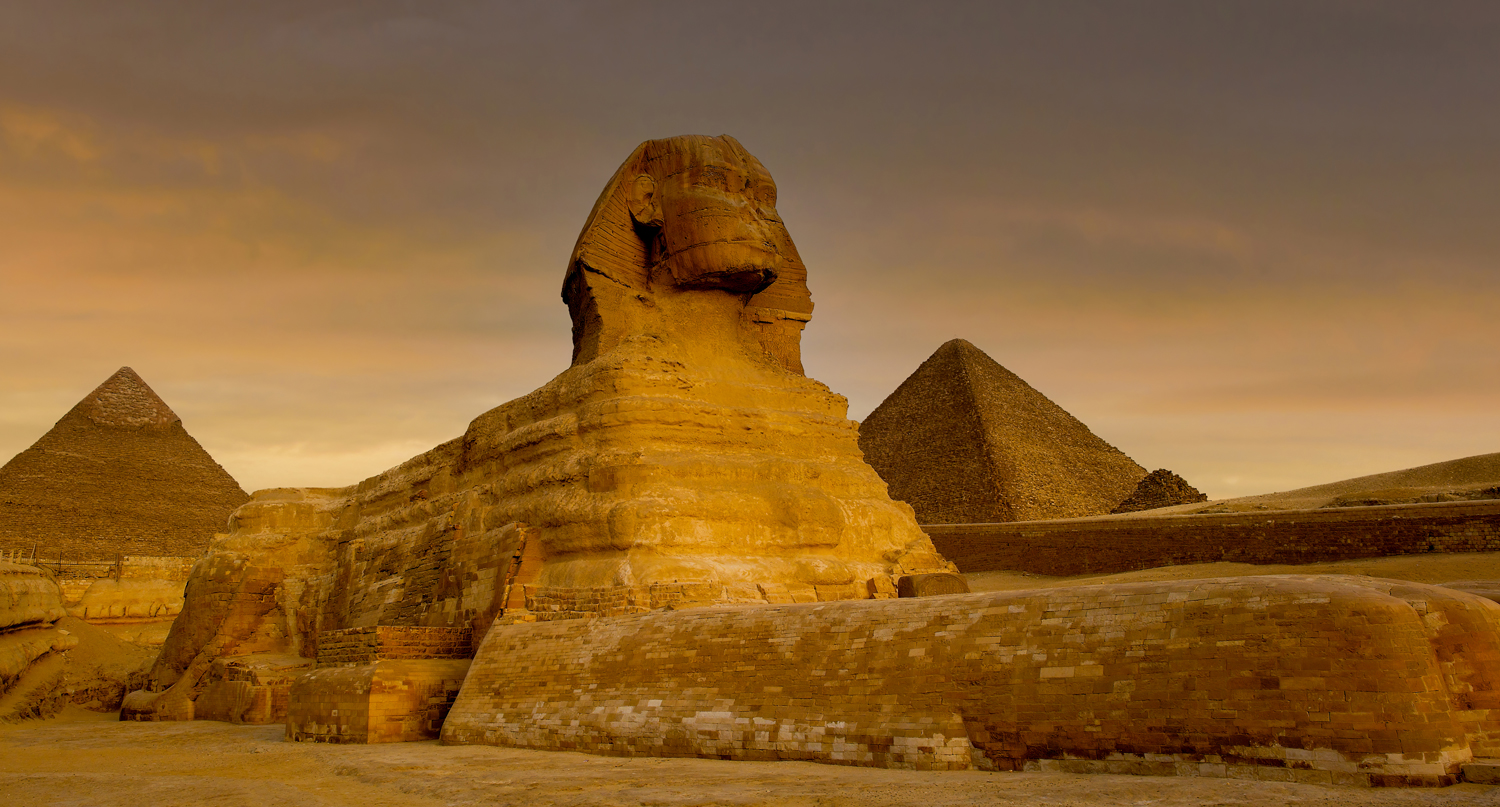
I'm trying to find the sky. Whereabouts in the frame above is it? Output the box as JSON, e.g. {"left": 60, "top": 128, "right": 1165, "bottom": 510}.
{"left": 1, "top": 1, "right": 1496, "bottom": 500}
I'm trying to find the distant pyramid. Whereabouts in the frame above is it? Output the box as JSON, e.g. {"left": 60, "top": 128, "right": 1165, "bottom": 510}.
{"left": 858, "top": 339, "right": 1146, "bottom": 523}
{"left": 0, "top": 368, "right": 249, "bottom": 563}
{"left": 1111, "top": 469, "right": 1208, "bottom": 514}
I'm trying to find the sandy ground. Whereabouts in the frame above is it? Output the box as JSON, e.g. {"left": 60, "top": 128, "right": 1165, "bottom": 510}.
{"left": 4, "top": 709, "right": 1500, "bottom": 807}
{"left": 12, "top": 551, "right": 1500, "bottom": 805}
{"left": 966, "top": 551, "right": 1500, "bottom": 593}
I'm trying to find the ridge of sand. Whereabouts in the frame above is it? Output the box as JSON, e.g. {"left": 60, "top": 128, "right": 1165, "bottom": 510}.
{"left": 964, "top": 550, "right": 1500, "bottom": 593}
{"left": 1102, "top": 452, "right": 1500, "bottom": 517}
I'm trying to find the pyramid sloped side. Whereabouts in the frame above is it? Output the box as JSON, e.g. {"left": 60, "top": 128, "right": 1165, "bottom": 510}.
{"left": 955, "top": 343, "right": 1146, "bottom": 521}
{"left": 858, "top": 343, "right": 1012, "bottom": 524}
{"left": 0, "top": 375, "right": 248, "bottom": 563}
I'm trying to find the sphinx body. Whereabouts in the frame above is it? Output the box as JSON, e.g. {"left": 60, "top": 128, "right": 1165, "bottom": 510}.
{"left": 132, "top": 135, "right": 951, "bottom": 720}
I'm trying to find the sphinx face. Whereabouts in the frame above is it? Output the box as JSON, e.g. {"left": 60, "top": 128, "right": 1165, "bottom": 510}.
{"left": 651, "top": 141, "right": 782, "bottom": 294}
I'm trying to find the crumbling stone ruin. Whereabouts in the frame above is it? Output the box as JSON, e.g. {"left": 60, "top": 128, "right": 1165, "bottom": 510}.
{"left": 1110, "top": 468, "right": 1208, "bottom": 513}
{"left": 122, "top": 135, "right": 1500, "bottom": 785}
{"left": 0, "top": 368, "right": 249, "bottom": 643}
{"left": 858, "top": 338, "right": 1147, "bottom": 523}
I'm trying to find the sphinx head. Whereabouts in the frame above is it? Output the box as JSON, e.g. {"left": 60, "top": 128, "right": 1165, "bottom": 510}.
{"left": 564, "top": 135, "right": 810, "bottom": 368}
{"left": 626, "top": 135, "right": 782, "bottom": 294}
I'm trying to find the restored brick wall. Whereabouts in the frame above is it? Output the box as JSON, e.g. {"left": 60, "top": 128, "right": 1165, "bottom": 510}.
{"left": 287, "top": 659, "right": 471, "bottom": 743}
{"left": 443, "top": 576, "right": 1500, "bottom": 786}
{"left": 315, "top": 626, "right": 472, "bottom": 667}
{"left": 926, "top": 500, "right": 1500, "bottom": 577}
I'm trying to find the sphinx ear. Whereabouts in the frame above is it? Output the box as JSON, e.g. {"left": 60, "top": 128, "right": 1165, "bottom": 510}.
{"left": 626, "top": 175, "right": 663, "bottom": 229}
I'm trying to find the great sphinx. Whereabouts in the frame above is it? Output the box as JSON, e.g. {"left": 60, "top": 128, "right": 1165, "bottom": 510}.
{"left": 126, "top": 134, "right": 954, "bottom": 723}
{"left": 124, "top": 136, "right": 1500, "bottom": 786}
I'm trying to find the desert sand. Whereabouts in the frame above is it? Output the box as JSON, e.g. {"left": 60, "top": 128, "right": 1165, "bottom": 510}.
{"left": 5, "top": 708, "right": 1500, "bottom": 807}
{"left": 8, "top": 553, "right": 1500, "bottom": 803}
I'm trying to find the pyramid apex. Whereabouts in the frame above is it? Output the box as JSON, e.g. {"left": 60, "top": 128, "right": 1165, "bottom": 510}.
{"left": 934, "top": 338, "right": 978, "bottom": 353}
{"left": 79, "top": 367, "right": 180, "bottom": 429}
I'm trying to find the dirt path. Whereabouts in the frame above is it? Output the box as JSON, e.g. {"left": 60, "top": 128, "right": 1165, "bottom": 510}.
{"left": 3, "top": 710, "right": 1500, "bottom": 807}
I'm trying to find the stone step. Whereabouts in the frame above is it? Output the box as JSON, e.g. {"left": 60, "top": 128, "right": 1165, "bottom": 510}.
{"left": 1463, "top": 759, "right": 1500, "bottom": 785}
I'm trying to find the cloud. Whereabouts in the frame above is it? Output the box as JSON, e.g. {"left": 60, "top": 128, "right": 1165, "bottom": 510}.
{"left": 1, "top": 2, "right": 1496, "bottom": 498}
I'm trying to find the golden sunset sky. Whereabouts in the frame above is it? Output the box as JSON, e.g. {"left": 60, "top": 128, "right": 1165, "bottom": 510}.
{"left": 2, "top": 2, "right": 1496, "bottom": 499}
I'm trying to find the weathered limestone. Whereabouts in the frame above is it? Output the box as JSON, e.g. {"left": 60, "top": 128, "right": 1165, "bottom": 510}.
{"left": 858, "top": 339, "right": 1147, "bottom": 524}
{"left": 444, "top": 575, "right": 1500, "bottom": 786}
{"left": 0, "top": 561, "right": 77, "bottom": 721}
{"left": 133, "top": 135, "right": 950, "bottom": 726}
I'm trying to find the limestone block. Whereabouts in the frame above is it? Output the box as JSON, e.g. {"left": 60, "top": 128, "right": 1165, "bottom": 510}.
{"left": 1464, "top": 760, "right": 1500, "bottom": 784}
{"left": 896, "top": 572, "right": 970, "bottom": 598}
{"left": 288, "top": 659, "right": 471, "bottom": 743}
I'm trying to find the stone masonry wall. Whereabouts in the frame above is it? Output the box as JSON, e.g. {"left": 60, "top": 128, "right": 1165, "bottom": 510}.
{"left": 287, "top": 659, "right": 471, "bottom": 744}
{"left": 315, "top": 626, "right": 472, "bottom": 667}
{"left": 926, "top": 500, "right": 1500, "bottom": 577}
{"left": 443, "top": 576, "right": 1500, "bottom": 786}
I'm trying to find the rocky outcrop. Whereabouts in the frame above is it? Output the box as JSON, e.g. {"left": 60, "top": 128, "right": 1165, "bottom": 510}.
{"left": 0, "top": 561, "right": 76, "bottom": 720}
{"left": 858, "top": 339, "right": 1147, "bottom": 524}
{"left": 1110, "top": 468, "right": 1208, "bottom": 513}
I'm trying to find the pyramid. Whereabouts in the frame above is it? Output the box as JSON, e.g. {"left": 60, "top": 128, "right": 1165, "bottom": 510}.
{"left": 0, "top": 368, "right": 249, "bottom": 563}
{"left": 858, "top": 339, "right": 1146, "bottom": 523}
{"left": 1111, "top": 469, "right": 1208, "bottom": 513}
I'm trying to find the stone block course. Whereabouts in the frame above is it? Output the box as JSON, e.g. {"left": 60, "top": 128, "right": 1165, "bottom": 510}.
{"left": 443, "top": 575, "right": 1500, "bottom": 785}
{"left": 315, "top": 626, "right": 472, "bottom": 667}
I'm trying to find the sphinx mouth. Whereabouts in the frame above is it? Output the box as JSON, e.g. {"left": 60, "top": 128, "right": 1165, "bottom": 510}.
{"left": 675, "top": 266, "right": 779, "bottom": 294}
